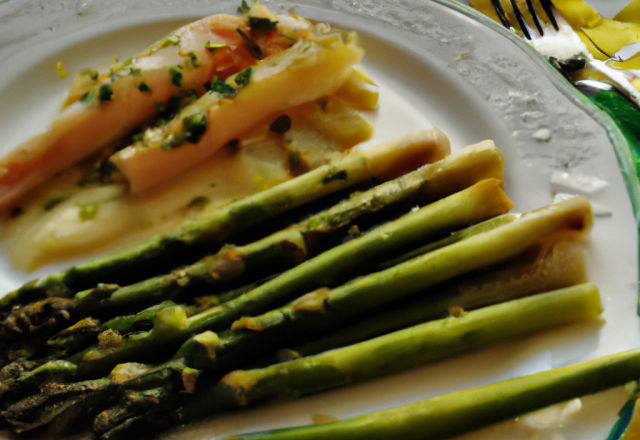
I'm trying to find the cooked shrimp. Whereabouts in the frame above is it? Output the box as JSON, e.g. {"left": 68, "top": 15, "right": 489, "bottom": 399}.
{"left": 0, "top": 4, "right": 310, "bottom": 212}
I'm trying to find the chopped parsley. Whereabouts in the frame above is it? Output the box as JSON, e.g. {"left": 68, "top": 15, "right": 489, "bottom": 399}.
{"left": 234, "top": 67, "right": 252, "bottom": 87}
{"left": 269, "top": 115, "right": 291, "bottom": 135}
{"left": 80, "top": 91, "right": 96, "bottom": 104}
{"left": 237, "top": 0, "right": 253, "bottom": 14}
{"left": 77, "top": 160, "right": 118, "bottom": 187}
{"left": 248, "top": 17, "right": 278, "bottom": 31}
{"left": 79, "top": 68, "right": 99, "bottom": 80}
{"left": 138, "top": 82, "right": 152, "bottom": 93}
{"left": 132, "top": 133, "right": 144, "bottom": 142}
{"left": 149, "top": 35, "right": 181, "bottom": 54}
{"left": 322, "top": 170, "right": 348, "bottom": 184}
{"left": 205, "top": 40, "right": 227, "bottom": 50}
{"left": 318, "top": 99, "right": 328, "bottom": 112}
{"left": 186, "top": 52, "right": 200, "bottom": 68}
{"left": 169, "top": 66, "right": 183, "bottom": 87}
{"left": 79, "top": 203, "right": 99, "bottom": 221}
{"left": 184, "top": 89, "right": 198, "bottom": 99}
{"left": 99, "top": 84, "right": 113, "bottom": 102}
{"left": 160, "top": 111, "right": 207, "bottom": 150}
{"left": 182, "top": 112, "right": 207, "bottom": 143}
{"left": 152, "top": 96, "right": 181, "bottom": 125}
{"left": 211, "top": 76, "right": 236, "bottom": 97}
{"left": 129, "top": 67, "right": 141, "bottom": 76}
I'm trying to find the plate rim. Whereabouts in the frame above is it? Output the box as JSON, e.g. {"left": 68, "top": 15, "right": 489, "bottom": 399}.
{"left": 436, "top": 0, "right": 640, "bottom": 225}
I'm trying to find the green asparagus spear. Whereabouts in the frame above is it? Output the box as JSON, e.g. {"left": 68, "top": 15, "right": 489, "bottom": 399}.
{"left": 0, "top": 129, "right": 450, "bottom": 310}
{"left": 180, "top": 283, "right": 602, "bottom": 421}
{"left": 379, "top": 213, "right": 519, "bottom": 269}
{"left": 73, "top": 229, "right": 307, "bottom": 315}
{"left": 66, "top": 179, "right": 512, "bottom": 377}
{"left": 232, "top": 338, "right": 640, "bottom": 440}
{"left": 293, "top": 238, "right": 587, "bottom": 357}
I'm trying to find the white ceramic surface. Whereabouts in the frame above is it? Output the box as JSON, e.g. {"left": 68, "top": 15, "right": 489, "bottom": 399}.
{"left": 0, "top": 1, "right": 638, "bottom": 439}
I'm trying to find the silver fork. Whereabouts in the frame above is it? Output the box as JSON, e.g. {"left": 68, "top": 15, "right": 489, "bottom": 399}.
{"left": 488, "top": 0, "right": 640, "bottom": 107}
{"left": 490, "top": 0, "right": 558, "bottom": 40}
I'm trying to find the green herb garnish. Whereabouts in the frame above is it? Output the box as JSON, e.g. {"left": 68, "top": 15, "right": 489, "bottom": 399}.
{"left": 205, "top": 40, "right": 227, "bottom": 50}
{"left": 237, "top": 0, "right": 253, "bottom": 14}
{"left": 78, "top": 160, "right": 119, "bottom": 188}
{"left": 167, "top": 36, "right": 180, "bottom": 45}
{"left": 79, "top": 203, "right": 99, "bottom": 221}
{"left": 211, "top": 76, "right": 236, "bottom": 97}
{"left": 169, "top": 66, "right": 183, "bottom": 87}
{"left": 129, "top": 67, "right": 142, "bottom": 76}
{"left": 160, "top": 111, "right": 207, "bottom": 150}
{"left": 153, "top": 101, "right": 166, "bottom": 112}
{"left": 269, "top": 115, "right": 291, "bottom": 135}
{"left": 79, "top": 68, "right": 99, "bottom": 80}
{"left": 248, "top": 17, "right": 278, "bottom": 31}
{"left": 99, "top": 84, "right": 113, "bottom": 102}
{"left": 186, "top": 52, "right": 200, "bottom": 68}
{"left": 132, "top": 133, "right": 144, "bottom": 142}
{"left": 80, "top": 91, "right": 96, "bottom": 104}
{"left": 182, "top": 112, "right": 207, "bottom": 143}
{"left": 165, "top": 96, "right": 181, "bottom": 118}
{"left": 185, "top": 89, "right": 198, "bottom": 99}
{"left": 138, "top": 82, "right": 152, "bottom": 93}
{"left": 234, "top": 67, "right": 252, "bottom": 87}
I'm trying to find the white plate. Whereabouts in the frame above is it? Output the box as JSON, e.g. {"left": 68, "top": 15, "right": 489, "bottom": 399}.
{"left": 0, "top": 1, "right": 638, "bottom": 439}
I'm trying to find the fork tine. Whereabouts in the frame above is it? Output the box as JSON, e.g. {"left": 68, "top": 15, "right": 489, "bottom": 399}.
{"left": 525, "top": 0, "right": 545, "bottom": 36}
{"left": 490, "top": 0, "right": 511, "bottom": 29}
{"left": 539, "top": 0, "right": 559, "bottom": 31}
{"left": 509, "top": 0, "right": 532, "bottom": 40}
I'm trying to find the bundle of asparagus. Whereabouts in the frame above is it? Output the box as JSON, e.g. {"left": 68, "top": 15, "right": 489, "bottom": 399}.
{"left": 0, "top": 128, "right": 598, "bottom": 439}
